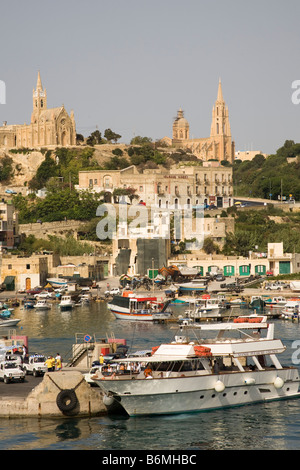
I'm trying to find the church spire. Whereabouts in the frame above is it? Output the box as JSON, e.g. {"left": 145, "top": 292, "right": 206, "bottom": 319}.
{"left": 36, "top": 71, "right": 43, "bottom": 90}
{"left": 217, "top": 78, "right": 224, "bottom": 103}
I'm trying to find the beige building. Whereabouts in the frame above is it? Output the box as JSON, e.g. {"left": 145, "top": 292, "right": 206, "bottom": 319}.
{"left": 0, "top": 72, "right": 76, "bottom": 148}
{"left": 235, "top": 150, "right": 268, "bottom": 162}
{"left": 168, "top": 242, "right": 300, "bottom": 278}
{"left": 77, "top": 164, "right": 233, "bottom": 209}
{"left": 163, "top": 80, "right": 235, "bottom": 164}
{"left": 1, "top": 255, "right": 48, "bottom": 291}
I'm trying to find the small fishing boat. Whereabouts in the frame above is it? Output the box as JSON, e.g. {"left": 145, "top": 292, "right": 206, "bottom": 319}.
{"left": 0, "top": 309, "right": 12, "bottom": 318}
{"left": 229, "top": 297, "right": 248, "bottom": 307}
{"left": 264, "top": 296, "right": 287, "bottom": 308}
{"left": 249, "top": 296, "right": 265, "bottom": 310}
{"left": 176, "top": 279, "right": 208, "bottom": 295}
{"left": 34, "top": 299, "right": 51, "bottom": 311}
{"left": 59, "top": 295, "right": 75, "bottom": 310}
{"left": 281, "top": 299, "right": 300, "bottom": 320}
{"left": 183, "top": 296, "right": 226, "bottom": 320}
{"left": 24, "top": 299, "right": 35, "bottom": 309}
{"left": 46, "top": 278, "right": 68, "bottom": 288}
{"left": 0, "top": 318, "right": 21, "bottom": 327}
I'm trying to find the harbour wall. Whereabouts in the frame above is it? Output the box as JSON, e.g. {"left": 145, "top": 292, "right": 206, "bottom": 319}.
{"left": 0, "top": 371, "right": 107, "bottom": 418}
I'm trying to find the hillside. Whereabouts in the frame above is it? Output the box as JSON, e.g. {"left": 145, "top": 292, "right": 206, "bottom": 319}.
{"left": 234, "top": 140, "right": 300, "bottom": 201}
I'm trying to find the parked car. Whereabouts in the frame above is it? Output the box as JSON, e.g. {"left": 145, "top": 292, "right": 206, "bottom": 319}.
{"left": 266, "top": 270, "right": 274, "bottom": 276}
{"left": 215, "top": 274, "right": 225, "bottom": 282}
{"left": 23, "top": 354, "right": 47, "bottom": 377}
{"left": 34, "top": 291, "right": 55, "bottom": 299}
{"left": 0, "top": 361, "right": 25, "bottom": 383}
{"left": 26, "top": 286, "right": 43, "bottom": 295}
{"left": 265, "top": 283, "right": 282, "bottom": 291}
{"left": 5, "top": 189, "right": 17, "bottom": 195}
{"left": 105, "top": 287, "right": 120, "bottom": 296}
{"left": 208, "top": 204, "right": 217, "bottom": 210}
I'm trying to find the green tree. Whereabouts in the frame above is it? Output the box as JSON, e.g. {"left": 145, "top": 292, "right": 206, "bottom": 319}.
{"left": 104, "top": 128, "right": 121, "bottom": 143}
{"left": 86, "top": 130, "right": 102, "bottom": 146}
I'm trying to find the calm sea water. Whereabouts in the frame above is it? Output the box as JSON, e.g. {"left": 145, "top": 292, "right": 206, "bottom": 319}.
{"left": 1, "top": 300, "right": 300, "bottom": 451}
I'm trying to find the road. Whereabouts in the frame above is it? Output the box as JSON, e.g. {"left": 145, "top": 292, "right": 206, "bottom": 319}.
{"left": 0, "top": 373, "right": 44, "bottom": 398}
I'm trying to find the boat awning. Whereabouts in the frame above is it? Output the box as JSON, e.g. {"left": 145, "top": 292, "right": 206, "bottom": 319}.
{"left": 130, "top": 297, "right": 157, "bottom": 302}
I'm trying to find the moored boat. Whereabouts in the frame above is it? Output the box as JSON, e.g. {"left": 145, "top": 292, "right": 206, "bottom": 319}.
{"left": 264, "top": 296, "right": 287, "bottom": 308}
{"left": 59, "top": 295, "right": 75, "bottom": 310}
{"left": 34, "top": 299, "right": 51, "bottom": 311}
{"left": 281, "top": 299, "right": 300, "bottom": 320}
{"left": 0, "top": 318, "right": 21, "bottom": 327}
{"left": 107, "top": 292, "right": 173, "bottom": 321}
{"left": 183, "top": 295, "right": 226, "bottom": 320}
{"left": 93, "top": 318, "right": 300, "bottom": 417}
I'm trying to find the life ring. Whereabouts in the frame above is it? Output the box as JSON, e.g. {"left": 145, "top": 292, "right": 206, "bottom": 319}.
{"left": 56, "top": 389, "right": 78, "bottom": 412}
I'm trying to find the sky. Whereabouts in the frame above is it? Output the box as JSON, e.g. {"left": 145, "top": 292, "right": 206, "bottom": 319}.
{"left": 1, "top": 0, "right": 300, "bottom": 154}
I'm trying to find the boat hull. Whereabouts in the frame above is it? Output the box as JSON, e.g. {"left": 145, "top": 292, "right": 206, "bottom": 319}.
{"left": 109, "top": 307, "right": 171, "bottom": 322}
{"left": 96, "top": 368, "right": 300, "bottom": 416}
{"left": 47, "top": 278, "right": 68, "bottom": 287}
{"left": 0, "top": 319, "right": 21, "bottom": 327}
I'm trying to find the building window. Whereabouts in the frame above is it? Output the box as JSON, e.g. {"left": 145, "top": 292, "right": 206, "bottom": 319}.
{"left": 26, "top": 264, "right": 30, "bottom": 270}
{"left": 139, "top": 186, "right": 143, "bottom": 191}
{"left": 8, "top": 264, "right": 12, "bottom": 270}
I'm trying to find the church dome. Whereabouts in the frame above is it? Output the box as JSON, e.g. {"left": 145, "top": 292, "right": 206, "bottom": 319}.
{"left": 173, "top": 109, "right": 189, "bottom": 128}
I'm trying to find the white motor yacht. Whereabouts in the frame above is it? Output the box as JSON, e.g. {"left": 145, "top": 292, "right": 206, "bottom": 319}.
{"left": 93, "top": 317, "right": 300, "bottom": 416}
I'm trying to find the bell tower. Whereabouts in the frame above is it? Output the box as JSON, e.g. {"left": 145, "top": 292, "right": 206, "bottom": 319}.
{"left": 31, "top": 71, "right": 47, "bottom": 122}
{"left": 210, "top": 79, "right": 233, "bottom": 162}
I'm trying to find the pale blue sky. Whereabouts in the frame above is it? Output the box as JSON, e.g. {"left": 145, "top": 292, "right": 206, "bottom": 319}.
{"left": 1, "top": 0, "right": 300, "bottom": 154}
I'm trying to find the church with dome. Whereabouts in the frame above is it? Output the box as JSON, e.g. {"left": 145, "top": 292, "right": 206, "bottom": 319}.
{"left": 0, "top": 72, "right": 76, "bottom": 148}
{"left": 164, "top": 80, "right": 235, "bottom": 164}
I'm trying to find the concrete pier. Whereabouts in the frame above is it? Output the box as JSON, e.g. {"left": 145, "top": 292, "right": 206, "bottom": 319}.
{"left": 0, "top": 370, "right": 107, "bottom": 418}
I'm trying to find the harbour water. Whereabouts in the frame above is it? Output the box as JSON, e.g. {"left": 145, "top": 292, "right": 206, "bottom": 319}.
{"left": 1, "top": 299, "right": 300, "bottom": 451}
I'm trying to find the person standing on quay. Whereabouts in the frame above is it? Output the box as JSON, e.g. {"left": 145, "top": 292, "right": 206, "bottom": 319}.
{"left": 56, "top": 353, "right": 62, "bottom": 371}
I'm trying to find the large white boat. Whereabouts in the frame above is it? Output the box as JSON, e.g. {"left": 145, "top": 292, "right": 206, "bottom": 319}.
{"left": 107, "top": 293, "right": 173, "bottom": 322}
{"left": 59, "top": 295, "right": 75, "bottom": 310}
{"left": 93, "top": 318, "right": 300, "bottom": 416}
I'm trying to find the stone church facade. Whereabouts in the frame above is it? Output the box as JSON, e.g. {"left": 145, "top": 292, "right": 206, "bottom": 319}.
{"left": 0, "top": 72, "right": 76, "bottom": 148}
{"left": 163, "top": 80, "right": 235, "bottom": 164}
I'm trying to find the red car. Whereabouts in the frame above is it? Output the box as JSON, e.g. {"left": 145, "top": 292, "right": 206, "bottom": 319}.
{"left": 26, "top": 286, "right": 43, "bottom": 295}
{"left": 266, "top": 270, "right": 274, "bottom": 276}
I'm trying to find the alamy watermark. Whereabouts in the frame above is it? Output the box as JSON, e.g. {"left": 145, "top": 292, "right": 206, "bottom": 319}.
{"left": 0, "top": 80, "right": 6, "bottom": 104}
{"left": 291, "top": 80, "right": 300, "bottom": 105}
{"left": 95, "top": 202, "right": 205, "bottom": 251}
